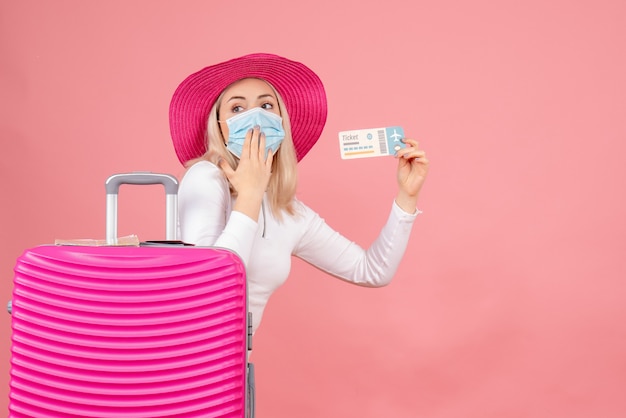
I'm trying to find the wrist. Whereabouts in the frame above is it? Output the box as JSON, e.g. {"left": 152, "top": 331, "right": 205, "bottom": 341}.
{"left": 233, "top": 191, "right": 265, "bottom": 222}
{"left": 394, "top": 191, "right": 419, "bottom": 214}
{"left": 237, "top": 189, "right": 265, "bottom": 202}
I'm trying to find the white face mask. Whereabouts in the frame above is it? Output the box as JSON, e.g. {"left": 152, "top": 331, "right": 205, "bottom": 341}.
{"left": 224, "top": 107, "right": 285, "bottom": 158}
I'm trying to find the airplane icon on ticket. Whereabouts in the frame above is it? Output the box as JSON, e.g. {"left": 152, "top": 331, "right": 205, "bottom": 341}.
{"left": 390, "top": 129, "right": 403, "bottom": 142}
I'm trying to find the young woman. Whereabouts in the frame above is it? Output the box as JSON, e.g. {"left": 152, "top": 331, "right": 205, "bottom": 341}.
{"left": 169, "top": 53, "right": 429, "bottom": 334}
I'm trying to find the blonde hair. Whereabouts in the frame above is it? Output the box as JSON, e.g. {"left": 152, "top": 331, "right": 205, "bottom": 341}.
{"left": 187, "top": 79, "right": 299, "bottom": 219}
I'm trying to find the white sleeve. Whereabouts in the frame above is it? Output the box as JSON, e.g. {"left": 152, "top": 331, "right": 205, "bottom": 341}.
{"left": 178, "top": 161, "right": 259, "bottom": 264}
{"left": 293, "top": 201, "right": 419, "bottom": 287}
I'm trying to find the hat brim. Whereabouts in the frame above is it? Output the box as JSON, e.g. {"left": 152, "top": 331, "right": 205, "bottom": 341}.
{"left": 169, "top": 53, "right": 327, "bottom": 165}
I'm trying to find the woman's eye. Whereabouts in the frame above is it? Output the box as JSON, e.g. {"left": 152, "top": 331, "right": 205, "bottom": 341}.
{"left": 232, "top": 105, "right": 244, "bottom": 113}
{"left": 261, "top": 102, "right": 274, "bottom": 110}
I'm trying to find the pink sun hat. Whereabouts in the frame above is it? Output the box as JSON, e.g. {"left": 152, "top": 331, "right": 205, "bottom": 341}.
{"left": 169, "top": 53, "right": 328, "bottom": 165}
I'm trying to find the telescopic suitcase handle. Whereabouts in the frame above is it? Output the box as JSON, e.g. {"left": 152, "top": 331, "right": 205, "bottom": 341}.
{"left": 6, "top": 173, "right": 181, "bottom": 314}
{"left": 105, "top": 172, "right": 179, "bottom": 244}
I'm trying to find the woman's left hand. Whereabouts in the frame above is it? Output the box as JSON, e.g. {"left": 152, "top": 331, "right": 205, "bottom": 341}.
{"left": 394, "top": 138, "right": 429, "bottom": 213}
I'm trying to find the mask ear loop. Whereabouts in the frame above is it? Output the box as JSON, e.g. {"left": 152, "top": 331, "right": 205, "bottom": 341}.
{"left": 214, "top": 91, "right": 228, "bottom": 144}
{"left": 216, "top": 114, "right": 228, "bottom": 144}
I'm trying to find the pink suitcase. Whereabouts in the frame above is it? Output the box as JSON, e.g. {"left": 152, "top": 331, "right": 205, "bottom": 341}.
{"left": 8, "top": 173, "right": 254, "bottom": 418}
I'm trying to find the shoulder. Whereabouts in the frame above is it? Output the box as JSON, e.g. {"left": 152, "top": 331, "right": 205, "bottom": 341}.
{"left": 184, "top": 160, "right": 222, "bottom": 178}
{"left": 179, "top": 160, "right": 228, "bottom": 195}
{"left": 291, "top": 198, "right": 320, "bottom": 225}
{"left": 181, "top": 160, "right": 225, "bottom": 184}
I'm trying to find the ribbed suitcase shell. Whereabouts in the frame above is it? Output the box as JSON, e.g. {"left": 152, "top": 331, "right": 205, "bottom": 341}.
{"left": 9, "top": 245, "right": 248, "bottom": 418}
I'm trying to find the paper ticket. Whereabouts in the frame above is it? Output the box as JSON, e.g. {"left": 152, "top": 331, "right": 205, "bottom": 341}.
{"left": 339, "top": 126, "right": 406, "bottom": 159}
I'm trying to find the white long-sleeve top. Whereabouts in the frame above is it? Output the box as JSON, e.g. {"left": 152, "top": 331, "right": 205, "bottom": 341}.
{"left": 178, "top": 160, "right": 419, "bottom": 333}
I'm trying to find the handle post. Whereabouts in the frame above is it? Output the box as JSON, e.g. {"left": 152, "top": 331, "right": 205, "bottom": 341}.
{"left": 105, "top": 172, "right": 179, "bottom": 244}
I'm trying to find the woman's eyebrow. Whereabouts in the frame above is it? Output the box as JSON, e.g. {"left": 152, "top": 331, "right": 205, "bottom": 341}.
{"left": 226, "top": 95, "right": 246, "bottom": 103}
{"left": 226, "top": 93, "right": 275, "bottom": 103}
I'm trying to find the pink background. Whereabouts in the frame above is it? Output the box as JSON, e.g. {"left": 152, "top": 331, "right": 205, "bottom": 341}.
{"left": 1, "top": 0, "right": 625, "bottom": 417}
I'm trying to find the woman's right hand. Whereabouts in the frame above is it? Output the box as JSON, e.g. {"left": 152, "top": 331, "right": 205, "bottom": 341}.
{"left": 219, "top": 126, "right": 273, "bottom": 221}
